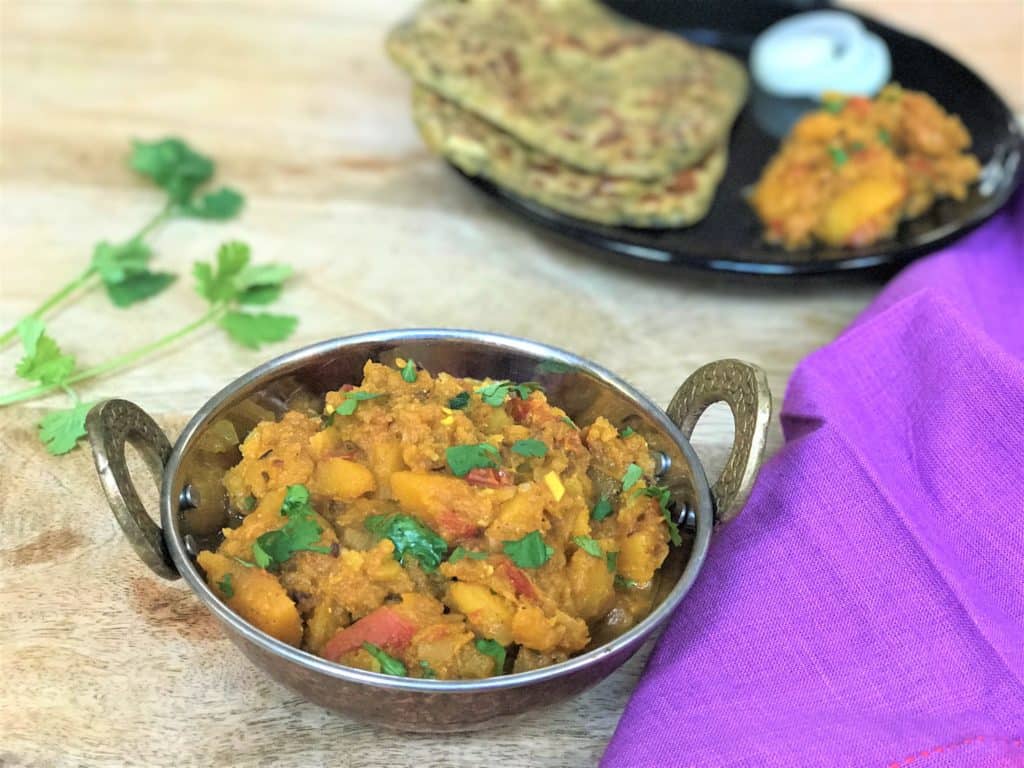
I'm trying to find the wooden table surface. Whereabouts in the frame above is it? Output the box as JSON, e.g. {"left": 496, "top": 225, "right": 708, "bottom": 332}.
{"left": 1, "top": 1, "right": 1020, "bottom": 765}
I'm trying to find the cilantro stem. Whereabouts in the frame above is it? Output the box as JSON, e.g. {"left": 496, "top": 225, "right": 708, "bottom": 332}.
{"left": 0, "top": 203, "right": 175, "bottom": 349}
{"left": 0, "top": 304, "right": 226, "bottom": 407}
{"left": 0, "top": 268, "right": 95, "bottom": 347}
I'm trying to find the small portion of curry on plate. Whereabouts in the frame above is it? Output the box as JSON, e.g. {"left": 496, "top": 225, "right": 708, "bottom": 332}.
{"left": 751, "top": 84, "right": 981, "bottom": 250}
{"left": 197, "top": 360, "right": 680, "bottom": 679}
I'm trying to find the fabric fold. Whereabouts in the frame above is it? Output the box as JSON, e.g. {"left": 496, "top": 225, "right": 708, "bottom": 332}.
{"left": 601, "top": 192, "right": 1024, "bottom": 768}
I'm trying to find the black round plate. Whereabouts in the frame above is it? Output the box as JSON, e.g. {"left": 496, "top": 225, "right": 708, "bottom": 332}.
{"left": 452, "top": 0, "right": 1023, "bottom": 275}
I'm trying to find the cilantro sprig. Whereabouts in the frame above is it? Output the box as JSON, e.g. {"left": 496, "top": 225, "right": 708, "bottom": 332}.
{"left": 448, "top": 546, "right": 489, "bottom": 564}
{"left": 0, "top": 240, "right": 297, "bottom": 454}
{"left": 0, "top": 138, "right": 243, "bottom": 349}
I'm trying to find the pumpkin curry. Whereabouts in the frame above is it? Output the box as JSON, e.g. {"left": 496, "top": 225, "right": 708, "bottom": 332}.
{"left": 197, "top": 360, "right": 679, "bottom": 679}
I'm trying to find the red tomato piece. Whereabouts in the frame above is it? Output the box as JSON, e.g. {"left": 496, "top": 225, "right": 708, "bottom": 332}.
{"left": 501, "top": 560, "right": 537, "bottom": 600}
{"left": 436, "top": 509, "right": 482, "bottom": 540}
{"left": 464, "top": 468, "right": 513, "bottom": 489}
{"left": 322, "top": 606, "right": 417, "bottom": 661}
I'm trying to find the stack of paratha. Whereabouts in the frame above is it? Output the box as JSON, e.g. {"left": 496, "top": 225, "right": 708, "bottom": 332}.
{"left": 387, "top": 0, "right": 748, "bottom": 228}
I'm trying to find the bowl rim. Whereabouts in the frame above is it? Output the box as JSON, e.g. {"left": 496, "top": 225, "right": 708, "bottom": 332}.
{"left": 161, "top": 328, "right": 715, "bottom": 692}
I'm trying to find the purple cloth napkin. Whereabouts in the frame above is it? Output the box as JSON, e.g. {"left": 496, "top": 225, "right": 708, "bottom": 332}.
{"left": 602, "top": 192, "right": 1024, "bottom": 768}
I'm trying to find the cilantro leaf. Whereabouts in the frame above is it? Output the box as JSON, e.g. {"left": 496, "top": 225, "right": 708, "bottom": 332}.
{"left": 511, "top": 382, "right": 543, "bottom": 400}
{"left": 362, "top": 642, "right": 407, "bottom": 676}
{"left": 232, "top": 556, "right": 256, "bottom": 568}
{"left": 251, "top": 484, "right": 331, "bottom": 569}
{"left": 91, "top": 240, "right": 152, "bottom": 284}
{"left": 615, "top": 575, "right": 637, "bottom": 589}
{"left": 621, "top": 463, "right": 644, "bottom": 492}
{"left": 233, "top": 263, "right": 293, "bottom": 294}
{"left": 639, "top": 485, "right": 683, "bottom": 546}
{"left": 401, "top": 358, "right": 417, "bottom": 383}
{"left": 130, "top": 137, "right": 215, "bottom": 204}
{"left": 448, "top": 392, "right": 470, "bottom": 410}
{"left": 333, "top": 391, "right": 384, "bottom": 416}
{"left": 561, "top": 415, "right": 578, "bottom": 429}
{"left": 475, "top": 380, "right": 512, "bottom": 406}
{"left": 878, "top": 127, "right": 892, "bottom": 146}
{"left": 241, "top": 495, "right": 257, "bottom": 512}
{"left": 365, "top": 514, "right": 448, "bottom": 573}
{"left": 619, "top": 426, "right": 636, "bottom": 438}
{"left": 38, "top": 402, "right": 92, "bottom": 455}
{"left": 15, "top": 318, "right": 76, "bottom": 386}
{"left": 592, "top": 496, "right": 614, "bottom": 522}
{"left": 572, "top": 535, "right": 603, "bottom": 558}
{"left": 449, "top": 546, "right": 489, "bottom": 564}
{"left": 105, "top": 271, "right": 177, "bottom": 307}
{"left": 419, "top": 660, "right": 437, "bottom": 679}
{"left": 828, "top": 146, "right": 848, "bottom": 167}
{"left": 474, "top": 638, "right": 506, "bottom": 675}
{"left": 217, "top": 572, "right": 234, "bottom": 598}
{"left": 606, "top": 550, "right": 618, "bottom": 573}
{"left": 511, "top": 439, "right": 547, "bottom": 458}
{"left": 219, "top": 311, "right": 297, "bottom": 349}
{"left": 446, "top": 443, "right": 499, "bottom": 477}
{"left": 194, "top": 241, "right": 250, "bottom": 303}
{"left": 183, "top": 187, "right": 245, "bottom": 220}
{"left": 503, "top": 531, "right": 553, "bottom": 569}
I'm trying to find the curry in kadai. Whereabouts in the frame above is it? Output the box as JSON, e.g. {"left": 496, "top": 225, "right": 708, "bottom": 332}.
{"left": 197, "top": 360, "right": 680, "bottom": 679}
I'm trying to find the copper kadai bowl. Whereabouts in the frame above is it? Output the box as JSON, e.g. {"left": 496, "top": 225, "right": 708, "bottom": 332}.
{"left": 86, "top": 329, "right": 771, "bottom": 732}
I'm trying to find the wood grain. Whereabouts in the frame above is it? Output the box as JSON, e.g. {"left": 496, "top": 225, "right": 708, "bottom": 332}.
{"left": 0, "top": 1, "right": 1018, "bottom": 765}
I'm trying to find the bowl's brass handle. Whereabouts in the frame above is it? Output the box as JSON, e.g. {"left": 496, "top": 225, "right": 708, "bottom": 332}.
{"left": 667, "top": 360, "right": 772, "bottom": 524}
{"left": 86, "top": 399, "right": 180, "bottom": 580}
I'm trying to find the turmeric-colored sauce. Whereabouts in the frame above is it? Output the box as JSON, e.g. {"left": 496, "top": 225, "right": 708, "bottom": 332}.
{"left": 751, "top": 84, "right": 980, "bottom": 250}
{"left": 198, "top": 360, "right": 678, "bottom": 679}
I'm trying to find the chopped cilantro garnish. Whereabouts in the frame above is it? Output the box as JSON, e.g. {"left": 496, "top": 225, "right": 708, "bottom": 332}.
{"left": 849, "top": 141, "right": 866, "bottom": 153}
{"left": 572, "top": 535, "right": 603, "bottom": 558}
{"left": 828, "top": 146, "right": 848, "bottom": 167}
{"left": 638, "top": 485, "right": 682, "bottom": 546}
{"left": 475, "top": 380, "right": 512, "bottom": 406}
{"left": 400, "top": 358, "right": 417, "bottom": 383}
{"left": 449, "top": 546, "right": 489, "bottom": 564}
{"left": 446, "top": 442, "right": 499, "bottom": 477}
{"left": 217, "top": 572, "right": 234, "bottom": 598}
{"left": 615, "top": 575, "right": 637, "bottom": 589}
{"left": 511, "top": 439, "right": 547, "bottom": 457}
{"left": 334, "top": 390, "right": 384, "bottom": 416}
{"left": 474, "top": 380, "right": 541, "bottom": 406}
{"left": 365, "top": 514, "right": 447, "bottom": 573}
{"left": 241, "top": 495, "right": 256, "bottom": 511}
{"left": 592, "top": 496, "right": 614, "bottom": 522}
{"left": 362, "top": 642, "right": 407, "bottom": 676}
{"left": 561, "top": 415, "right": 579, "bottom": 429}
{"left": 419, "top": 660, "right": 437, "bottom": 679}
{"left": 606, "top": 551, "right": 618, "bottom": 574}
{"left": 232, "top": 556, "right": 256, "bottom": 568}
{"left": 619, "top": 426, "right": 636, "bottom": 438}
{"left": 878, "top": 127, "right": 891, "bottom": 146}
{"left": 474, "top": 638, "right": 506, "bottom": 675}
{"left": 621, "top": 463, "right": 644, "bottom": 492}
{"left": 250, "top": 485, "right": 332, "bottom": 569}
{"left": 448, "top": 391, "right": 470, "bottom": 410}
{"left": 503, "top": 531, "right": 554, "bottom": 569}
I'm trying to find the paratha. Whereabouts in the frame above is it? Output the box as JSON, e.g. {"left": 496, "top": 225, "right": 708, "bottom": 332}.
{"left": 388, "top": 0, "right": 747, "bottom": 179}
{"left": 414, "top": 86, "right": 727, "bottom": 228}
